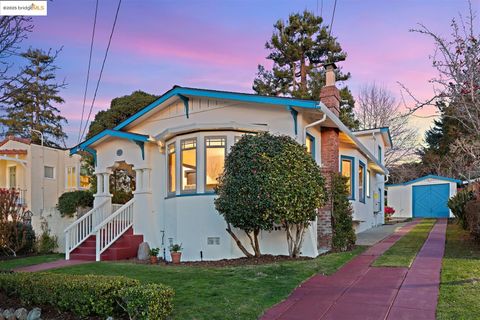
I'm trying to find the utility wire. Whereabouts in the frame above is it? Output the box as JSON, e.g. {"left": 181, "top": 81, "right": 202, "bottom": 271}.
{"left": 77, "top": 0, "right": 99, "bottom": 144}
{"left": 80, "top": 0, "right": 122, "bottom": 142}
{"left": 329, "top": 0, "right": 338, "bottom": 37}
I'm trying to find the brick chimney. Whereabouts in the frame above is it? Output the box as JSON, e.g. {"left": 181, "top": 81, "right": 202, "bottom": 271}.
{"left": 317, "top": 62, "right": 341, "bottom": 251}
{"left": 319, "top": 63, "right": 341, "bottom": 116}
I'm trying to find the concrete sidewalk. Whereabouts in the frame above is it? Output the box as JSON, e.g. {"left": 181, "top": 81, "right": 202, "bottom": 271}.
{"left": 261, "top": 219, "right": 446, "bottom": 320}
{"left": 356, "top": 222, "right": 408, "bottom": 246}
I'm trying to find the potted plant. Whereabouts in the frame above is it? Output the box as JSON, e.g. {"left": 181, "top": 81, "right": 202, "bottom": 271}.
{"left": 169, "top": 243, "right": 182, "bottom": 264}
{"left": 149, "top": 247, "right": 160, "bottom": 264}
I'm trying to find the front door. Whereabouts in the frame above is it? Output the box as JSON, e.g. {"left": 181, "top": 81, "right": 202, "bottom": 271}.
{"left": 8, "top": 166, "right": 16, "bottom": 188}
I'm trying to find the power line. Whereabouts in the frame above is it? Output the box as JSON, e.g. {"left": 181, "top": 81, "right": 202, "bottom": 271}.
{"left": 329, "top": 0, "right": 338, "bottom": 37}
{"left": 79, "top": 0, "right": 122, "bottom": 142}
{"left": 77, "top": 0, "right": 99, "bottom": 144}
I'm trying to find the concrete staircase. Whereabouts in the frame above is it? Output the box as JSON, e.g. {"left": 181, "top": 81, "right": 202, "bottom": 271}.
{"left": 69, "top": 227, "right": 143, "bottom": 261}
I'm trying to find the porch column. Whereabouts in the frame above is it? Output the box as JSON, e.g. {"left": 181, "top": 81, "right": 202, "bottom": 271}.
{"left": 94, "top": 171, "right": 112, "bottom": 208}
{"left": 95, "top": 173, "right": 103, "bottom": 194}
{"left": 134, "top": 168, "right": 144, "bottom": 193}
{"left": 142, "top": 168, "right": 151, "bottom": 193}
{"left": 103, "top": 172, "right": 110, "bottom": 195}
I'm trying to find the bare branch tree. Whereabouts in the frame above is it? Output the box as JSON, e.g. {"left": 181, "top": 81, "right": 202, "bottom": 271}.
{"left": 355, "top": 83, "right": 418, "bottom": 168}
{"left": 399, "top": 1, "right": 479, "bottom": 178}
{"left": 400, "top": 1, "right": 479, "bottom": 132}
{"left": 0, "top": 17, "right": 33, "bottom": 103}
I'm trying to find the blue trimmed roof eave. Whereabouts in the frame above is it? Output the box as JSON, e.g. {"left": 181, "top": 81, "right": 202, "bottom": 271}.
{"left": 113, "top": 86, "right": 320, "bottom": 131}
{"left": 70, "top": 129, "right": 149, "bottom": 155}
{"left": 71, "top": 86, "right": 322, "bottom": 155}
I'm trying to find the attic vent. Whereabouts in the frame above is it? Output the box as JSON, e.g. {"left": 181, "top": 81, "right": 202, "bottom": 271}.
{"left": 116, "top": 149, "right": 123, "bottom": 156}
{"left": 207, "top": 237, "right": 220, "bottom": 245}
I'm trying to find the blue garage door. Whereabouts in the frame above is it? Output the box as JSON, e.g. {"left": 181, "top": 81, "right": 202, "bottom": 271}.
{"left": 412, "top": 184, "right": 450, "bottom": 218}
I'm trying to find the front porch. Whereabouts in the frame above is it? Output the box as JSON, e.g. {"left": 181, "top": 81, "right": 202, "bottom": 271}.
{"left": 0, "top": 153, "right": 28, "bottom": 207}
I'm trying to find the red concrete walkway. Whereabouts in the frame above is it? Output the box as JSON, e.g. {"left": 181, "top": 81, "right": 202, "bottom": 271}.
{"left": 261, "top": 219, "right": 446, "bottom": 320}
{"left": 386, "top": 219, "right": 447, "bottom": 320}
{"left": 14, "top": 259, "right": 90, "bottom": 272}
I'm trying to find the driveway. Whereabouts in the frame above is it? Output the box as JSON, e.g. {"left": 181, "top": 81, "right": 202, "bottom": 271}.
{"left": 261, "top": 219, "right": 447, "bottom": 320}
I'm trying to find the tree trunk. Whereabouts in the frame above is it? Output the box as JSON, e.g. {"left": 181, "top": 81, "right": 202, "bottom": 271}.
{"left": 253, "top": 229, "right": 261, "bottom": 257}
{"left": 300, "top": 55, "right": 307, "bottom": 93}
{"left": 225, "top": 223, "right": 254, "bottom": 258}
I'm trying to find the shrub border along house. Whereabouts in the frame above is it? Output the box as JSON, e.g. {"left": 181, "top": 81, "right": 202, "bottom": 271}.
{"left": 0, "top": 272, "right": 174, "bottom": 319}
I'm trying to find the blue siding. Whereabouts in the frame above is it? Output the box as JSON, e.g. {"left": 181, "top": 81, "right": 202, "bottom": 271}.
{"left": 412, "top": 184, "right": 450, "bottom": 218}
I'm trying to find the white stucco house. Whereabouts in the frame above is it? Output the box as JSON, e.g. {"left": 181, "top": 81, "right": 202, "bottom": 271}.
{"left": 387, "top": 175, "right": 461, "bottom": 219}
{"left": 67, "top": 65, "right": 391, "bottom": 262}
{"left": 0, "top": 135, "right": 87, "bottom": 251}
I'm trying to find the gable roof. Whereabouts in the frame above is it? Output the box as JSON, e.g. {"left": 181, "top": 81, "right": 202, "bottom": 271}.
{"left": 387, "top": 174, "right": 462, "bottom": 187}
{"left": 71, "top": 85, "right": 389, "bottom": 174}
{"left": 0, "top": 136, "right": 31, "bottom": 147}
{"left": 352, "top": 127, "right": 393, "bottom": 148}
{"left": 112, "top": 85, "right": 320, "bottom": 131}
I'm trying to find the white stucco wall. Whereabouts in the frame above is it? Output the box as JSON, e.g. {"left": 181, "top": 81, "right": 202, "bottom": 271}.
{"left": 88, "top": 96, "right": 388, "bottom": 261}
{"left": 0, "top": 139, "right": 83, "bottom": 250}
{"left": 387, "top": 178, "right": 457, "bottom": 218}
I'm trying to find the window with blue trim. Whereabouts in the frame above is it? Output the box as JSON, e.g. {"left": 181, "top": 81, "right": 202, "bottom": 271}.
{"left": 340, "top": 156, "right": 354, "bottom": 200}
{"left": 359, "top": 161, "right": 366, "bottom": 203}
{"left": 378, "top": 145, "right": 382, "bottom": 163}
{"left": 305, "top": 133, "right": 315, "bottom": 159}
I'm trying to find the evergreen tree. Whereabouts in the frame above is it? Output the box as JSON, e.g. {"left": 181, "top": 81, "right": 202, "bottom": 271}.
{"left": 86, "top": 90, "right": 159, "bottom": 139}
{"left": 0, "top": 48, "right": 66, "bottom": 147}
{"left": 253, "top": 10, "right": 358, "bottom": 129}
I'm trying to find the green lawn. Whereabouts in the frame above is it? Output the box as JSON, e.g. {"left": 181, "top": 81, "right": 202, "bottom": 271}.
{"left": 49, "top": 247, "right": 365, "bottom": 320}
{"left": 437, "top": 222, "right": 480, "bottom": 319}
{"left": 0, "top": 254, "right": 63, "bottom": 270}
{"left": 372, "top": 219, "right": 436, "bottom": 267}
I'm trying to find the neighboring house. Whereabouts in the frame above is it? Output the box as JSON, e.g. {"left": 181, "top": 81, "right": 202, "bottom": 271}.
{"left": 68, "top": 64, "right": 391, "bottom": 262}
{"left": 387, "top": 175, "right": 461, "bottom": 219}
{"left": 0, "top": 136, "right": 87, "bottom": 251}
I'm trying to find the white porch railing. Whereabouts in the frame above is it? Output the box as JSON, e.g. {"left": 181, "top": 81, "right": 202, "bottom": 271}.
{"left": 112, "top": 203, "right": 123, "bottom": 213}
{"left": 64, "top": 199, "right": 110, "bottom": 260}
{"left": 94, "top": 198, "right": 135, "bottom": 261}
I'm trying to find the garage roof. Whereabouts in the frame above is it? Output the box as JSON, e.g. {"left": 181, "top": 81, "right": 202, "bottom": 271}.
{"left": 387, "top": 174, "right": 462, "bottom": 187}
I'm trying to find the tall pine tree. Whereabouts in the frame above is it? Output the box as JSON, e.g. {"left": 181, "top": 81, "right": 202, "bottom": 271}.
{"left": 253, "top": 11, "right": 358, "bottom": 129}
{"left": 1, "top": 48, "right": 67, "bottom": 147}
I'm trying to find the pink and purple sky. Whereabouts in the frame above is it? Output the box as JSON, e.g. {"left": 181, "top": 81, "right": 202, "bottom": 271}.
{"left": 25, "top": 0, "right": 477, "bottom": 146}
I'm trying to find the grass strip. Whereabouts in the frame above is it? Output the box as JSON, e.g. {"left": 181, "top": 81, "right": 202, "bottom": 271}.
{"left": 437, "top": 222, "right": 480, "bottom": 319}
{"left": 48, "top": 247, "right": 366, "bottom": 320}
{"left": 372, "top": 219, "right": 436, "bottom": 267}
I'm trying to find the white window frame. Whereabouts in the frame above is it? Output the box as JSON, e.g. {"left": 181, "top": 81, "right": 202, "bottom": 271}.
{"left": 44, "top": 165, "right": 55, "bottom": 179}
{"left": 204, "top": 136, "right": 227, "bottom": 192}
{"left": 65, "top": 166, "right": 78, "bottom": 189}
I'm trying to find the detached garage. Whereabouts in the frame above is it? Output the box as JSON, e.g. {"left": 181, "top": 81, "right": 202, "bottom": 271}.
{"left": 387, "top": 175, "right": 462, "bottom": 218}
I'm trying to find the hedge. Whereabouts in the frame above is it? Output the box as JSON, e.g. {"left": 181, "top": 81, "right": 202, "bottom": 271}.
{"left": 0, "top": 273, "right": 174, "bottom": 319}
{"left": 57, "top": 190, "right": 94, "bottom": 217}
{"left": 465, "top": 200, "right": 480, "bottom": 243}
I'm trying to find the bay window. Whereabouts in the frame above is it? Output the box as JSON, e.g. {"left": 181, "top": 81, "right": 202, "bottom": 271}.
{"left": 181, "top": 139, "right": 197, "bottom": 192}
{"left": 205, "top": 137, "right": 226, "bottom": 191}
{"left": 340, "top": 156, "right": 354, "bottom": 200}
{"left": 167, "top": 143, "right": 176, "bottom": 194}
